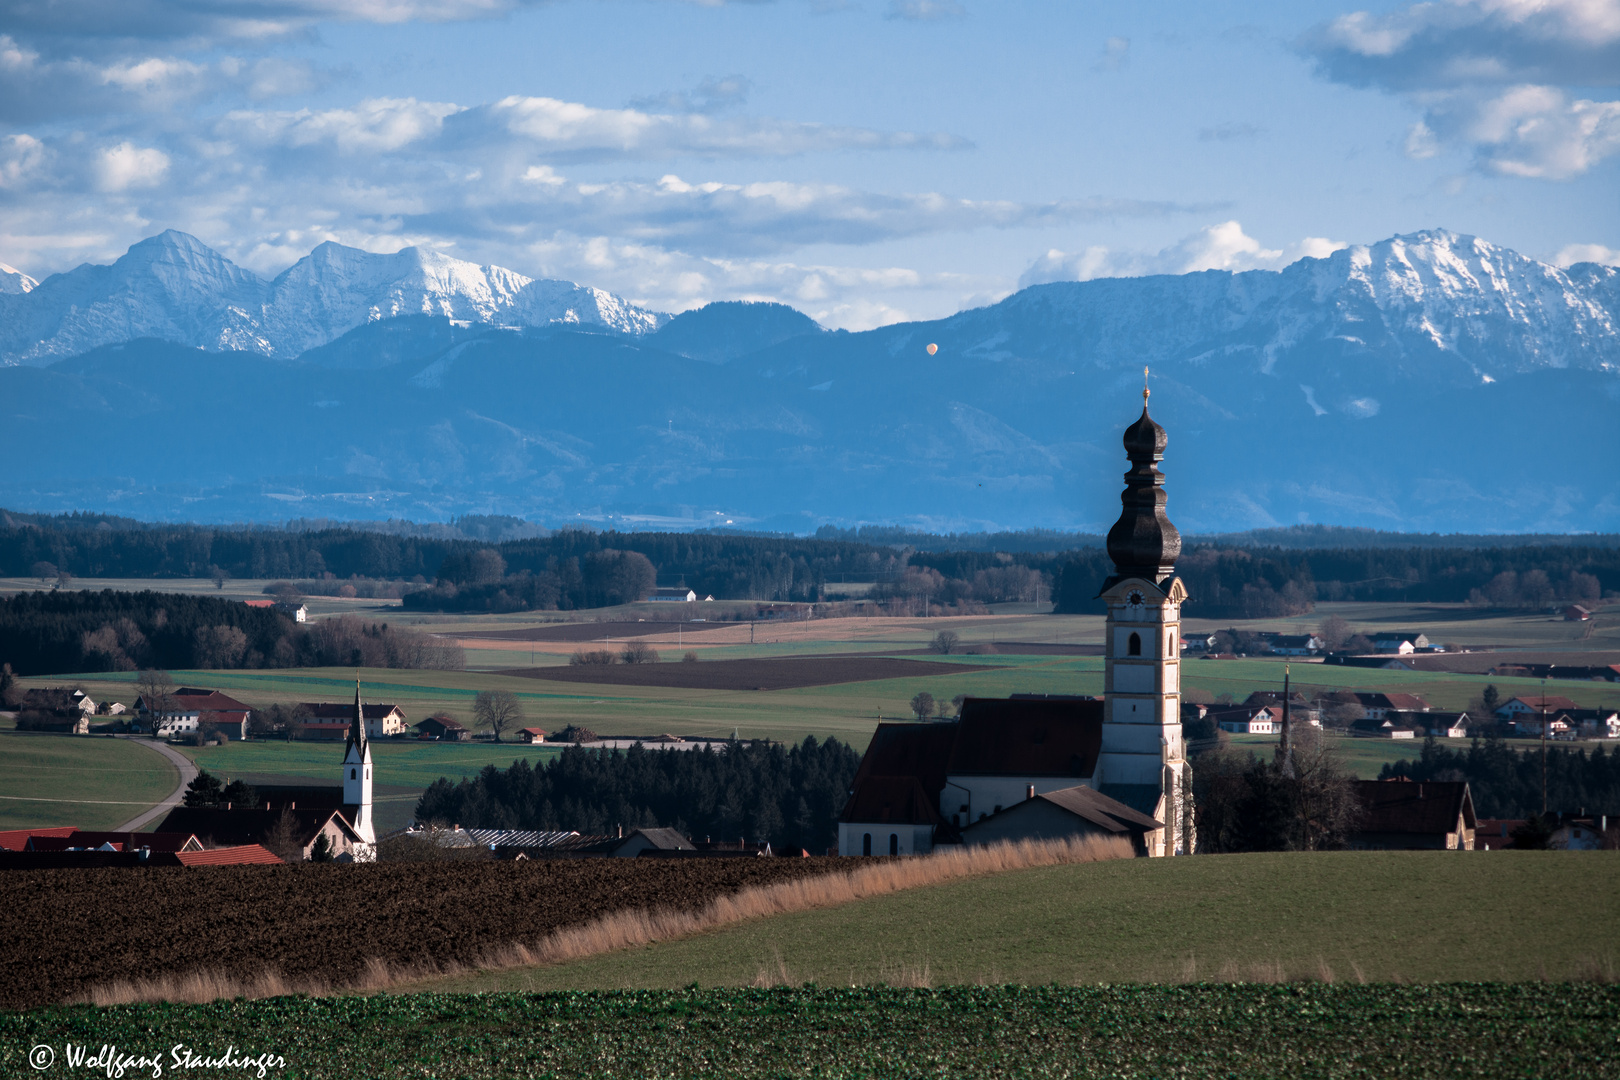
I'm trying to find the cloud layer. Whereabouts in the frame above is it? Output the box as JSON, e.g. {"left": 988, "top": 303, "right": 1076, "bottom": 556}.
{"left": 1303, "top": 0, "right": 1620, "bottom": 178}
{"left": 1018, "top": 221, "right": 1346, "bottom": 287}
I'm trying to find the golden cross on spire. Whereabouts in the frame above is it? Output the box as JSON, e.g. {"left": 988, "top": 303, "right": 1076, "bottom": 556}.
{"left": 1143, "top": 365, "right": 1150, "bottom": 403}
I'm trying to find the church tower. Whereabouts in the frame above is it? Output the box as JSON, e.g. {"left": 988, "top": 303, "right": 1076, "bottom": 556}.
{"left": 1096, "top": 373, "right": 1192, "bottom": 856}
{"left": 342, "top": 677, "right": 376, "bottom": 853}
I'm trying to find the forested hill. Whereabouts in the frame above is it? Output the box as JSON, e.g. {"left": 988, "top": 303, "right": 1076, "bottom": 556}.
{"left": 2, "top": 512, "right": 1616, "bottom": 618}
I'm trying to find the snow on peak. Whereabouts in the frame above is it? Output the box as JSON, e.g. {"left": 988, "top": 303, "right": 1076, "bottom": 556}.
{"left": 0, "top": 262, "right": 36, "bottom": 294}
{"left": 0, "top": 234, "right": 667, "bottom": 364}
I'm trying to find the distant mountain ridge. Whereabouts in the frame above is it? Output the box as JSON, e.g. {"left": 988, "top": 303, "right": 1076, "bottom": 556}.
{"left": 0, "top": 228, "right": 1615, "bottom": 533}
{"left": 0, "top": 231, "right": 666, "bottom": 365}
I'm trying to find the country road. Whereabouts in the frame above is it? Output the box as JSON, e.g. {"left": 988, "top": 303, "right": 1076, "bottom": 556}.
{"left": 113, "top": 738, "right": 197, "bottom": 832}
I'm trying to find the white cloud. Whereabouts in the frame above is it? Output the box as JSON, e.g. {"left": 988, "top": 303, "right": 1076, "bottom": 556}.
{"left": 628, "top": 75, "right": 752, "bottom": 115}
{"left": 224, "top": 98, "right": 462, "bottom": 153}
{"left": 1554, "top": 241, "right": 1620, "bottom": 266}
{"left": 1018, "top": 222, "right": 1347, "bottom": 286}
{"left": 886, "top": 0, "right": 965, "bottom": 20}
{"left": 0, "top": 134, "right": 48, "bottom": 189}
{"left": 1303, "top": 0, "right": 1620, "bottom": 178}
{"left": 95, "top": 142, "right": 169, "bottom": 191}
{"left": 1093, "top": 36, "right": 1130, "bottom": 72}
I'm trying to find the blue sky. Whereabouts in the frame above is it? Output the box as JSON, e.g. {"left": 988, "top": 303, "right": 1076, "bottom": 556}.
{"left": 1, "top": 0, "right": 1617, "bottom": 328}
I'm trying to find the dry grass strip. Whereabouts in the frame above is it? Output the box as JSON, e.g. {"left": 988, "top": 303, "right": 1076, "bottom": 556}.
{"left": 83, "top": 835, "right": 1133, "bottom": 1006}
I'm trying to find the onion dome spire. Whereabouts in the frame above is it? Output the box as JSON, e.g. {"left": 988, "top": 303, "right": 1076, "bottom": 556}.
{"left": 1105, "top": 367, "right": 1181, "bottom": 582}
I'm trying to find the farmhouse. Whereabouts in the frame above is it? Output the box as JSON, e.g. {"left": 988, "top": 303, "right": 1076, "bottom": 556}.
{"left": 299, "top": 700, "right": 408, "bottom": 738}
{"left": 840, "top": 387, "right": 1189, "bottom": 858}
{"left": 1348, "top": 779, "right": 1476, "bottom": 850}
{"left": 416, "top": 715, "right": 470, "bottom": 740}
{"left": 1351, "top": 716, "right": 1419, "bottom": 739}
{"left": 135, "top": 687, "right": 252, "bottom": 738}
{"left": 1211, "top": 706, "right": 1282, "bottom": 735}
{"left": 516, "top": 727, "right": 548, "bottom": 743}
{"left": 1563, "top": 604, "right": 1593, "bottom": 621}
{"left": 960, "top": 784, "right": 1164, "bottom": 855}
{"left": 1369, "top": 632, "right": 1431, "bottom": 654}
{"left": 1495, "top": 694, "right": 1580, "bottom": 721}
{"left": 1268, "top": 634, "right": 1323, "bottom": 656}
{"left": 648, "top": 587, "right": 698, "bottom": 602}
{"left": 1351, "top": 691, "right": 1431, "bottom": 720}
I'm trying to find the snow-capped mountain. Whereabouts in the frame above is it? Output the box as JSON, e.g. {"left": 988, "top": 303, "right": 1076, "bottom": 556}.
{"left": 0, "top": 231, "right": 666, "bottom": 365}
{"left": 0, "top": 262, "right": 37, "bottom": 295}
{"left": 927, "top": 230, "right": 1618, "bottom": 392}
{"left": 0, "top": 227, "right": 1614, "bottom": 532}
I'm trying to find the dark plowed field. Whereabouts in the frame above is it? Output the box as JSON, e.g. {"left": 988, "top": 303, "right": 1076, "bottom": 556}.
{"left": 0, "top": 858, "right": 848, "bottom": 1010}
{"left": 498, "top": 656, "right": 998, "bottom": 690}
{"left": 459, "top": 621, "right": 736, "bottom": 642}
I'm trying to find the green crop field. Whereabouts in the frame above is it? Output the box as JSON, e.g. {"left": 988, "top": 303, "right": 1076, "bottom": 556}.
{"left": 4, "top": 985, "right": 1615, "bottom": 1078}
{"left": 420, "top": 850, "right": 1620, "bottom": 994}
{"left": 0, "top": 733, "right": 176, "bottom": 830}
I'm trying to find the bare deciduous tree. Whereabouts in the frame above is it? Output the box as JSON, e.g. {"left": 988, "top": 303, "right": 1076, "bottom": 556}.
{"left": 134, "top": 669, "right": 175, "bottom": 735}
{"left": 1317, "top": 614, "right": 1351, "bottom": 652}
{"left": 930, "top": 630, "right": 961, "bottom": 655}
{"left": 909, "top": 691, "right": 935, "bottom": 721}
{"left": 620, "top": 641, "right": 660, "bottom": 664}
{"left": 473, "top": 689, "right": 524, "bottom": 743}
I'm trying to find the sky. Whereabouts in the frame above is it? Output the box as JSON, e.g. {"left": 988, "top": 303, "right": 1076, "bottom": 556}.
{"left": 1, "top": 0, "right": 1617, "bottom": 329}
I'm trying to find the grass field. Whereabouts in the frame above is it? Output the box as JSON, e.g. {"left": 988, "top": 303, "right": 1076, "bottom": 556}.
{"left": 6, "top": 984, "right": 1615, "bottom": 1079}
{"left": 0, "top": 733, "right": 175, "bottom": 830}
{"left": 417, "top": 850, "right": 1620, "bottom": 994}
{"left": 9, "top": 602, "right": 1618, "bottom": 833}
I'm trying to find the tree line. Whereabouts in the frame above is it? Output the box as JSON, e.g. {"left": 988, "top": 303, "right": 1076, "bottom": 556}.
{"left": 414, "top": 737, "right": 861, "bottom": 854}
{"left": 0, "top": 590, "right": 462, "bottom": 676}
{"left": 4, "top": 508, "right": 1614, "bottom": 617}
{"left": 1053, "top": 545, "right": 1616, "bottom": 618}
{"left": 1378, "top": 737, "right": 1620, "bottom": 819}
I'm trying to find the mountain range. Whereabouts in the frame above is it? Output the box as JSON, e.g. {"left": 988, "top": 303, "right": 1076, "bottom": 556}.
{"left": 1, "top": 229, "right": 1616, "bottom": 533}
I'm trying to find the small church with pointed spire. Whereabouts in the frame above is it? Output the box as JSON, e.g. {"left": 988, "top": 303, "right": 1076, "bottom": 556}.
{"left": 154, "top": 678, "right": 379, "bottom": 861}
{"left": 342, "top": 677, "right": 377, "bottom": 856}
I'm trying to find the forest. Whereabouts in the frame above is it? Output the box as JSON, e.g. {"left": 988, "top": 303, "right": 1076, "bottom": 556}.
{"left": 0, "top": 590, "right": 462, "bottom": 676}
{"left": 413, "top": 737, "right": 862, "bottom": 855}
{"left": 2, "top": 509, "right": 1616, "bottom": 617}
{"left": 1378, "top": 737, "right": 1620, "bottom": 820}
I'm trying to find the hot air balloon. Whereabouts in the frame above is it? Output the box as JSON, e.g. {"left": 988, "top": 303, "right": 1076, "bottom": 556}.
{"left": 926, "top": 343, "right": 938, "bottom": 356}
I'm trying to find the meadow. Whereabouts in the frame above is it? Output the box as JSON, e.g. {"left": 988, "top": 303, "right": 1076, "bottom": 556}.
{"left": 6, "top": 600, "right": 1616, "bottom": 833}
{"left": 0, "top": 733, "right": 175, "bottom": 830}
{"left": 418, "top": 850, "right": 1620, "bottom": 993}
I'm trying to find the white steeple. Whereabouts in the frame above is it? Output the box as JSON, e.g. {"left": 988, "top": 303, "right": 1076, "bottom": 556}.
{"left": 1095, "top": 372, "right": 1192, "bottom": 856}
{"left": 342, "top": 676, "right": 376, "bottom": 850}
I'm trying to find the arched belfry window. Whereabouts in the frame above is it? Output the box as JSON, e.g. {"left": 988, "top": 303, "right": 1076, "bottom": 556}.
{"left": 350, "top": 768, "right": 357, "bottom": 779}
{"left": 1128, "top": 632, "right": 1142, "bottom": 656}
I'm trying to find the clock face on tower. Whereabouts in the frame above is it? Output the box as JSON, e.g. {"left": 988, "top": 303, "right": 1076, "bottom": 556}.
{"left": 1126, "top": 590, "right": 1144, "bottom": 608}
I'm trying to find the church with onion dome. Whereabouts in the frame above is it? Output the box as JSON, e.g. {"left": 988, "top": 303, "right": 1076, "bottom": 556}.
{"left": 835, "top": 375, "right": 1192, "bottom": 858}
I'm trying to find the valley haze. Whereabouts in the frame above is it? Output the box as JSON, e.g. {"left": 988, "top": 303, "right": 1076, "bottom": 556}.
{"left": 1, "top": 227, "right": 1615, "bottom": 535}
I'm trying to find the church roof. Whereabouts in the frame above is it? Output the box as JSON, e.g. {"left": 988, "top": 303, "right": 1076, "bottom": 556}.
{"left": 156, "top": 806, "right": 359, "bottom": 848}
{"left": 850, "top": 722, "right": 959, "bottom": 795}
{"left": 840, "top": 775, "right": 945, "bottom": 826}
{"left": 947, "top": 696, "right": 1102, "bottom": 779}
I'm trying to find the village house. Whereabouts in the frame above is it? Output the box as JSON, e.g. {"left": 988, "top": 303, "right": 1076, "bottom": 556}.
{"left": 648, "top": 587, "right": 698, "bottom": 602}
{"left": 135, "top": 687, "right": 252, "bottom": 739}
{"left": 516, "top": 727, "right": 548, "bottom": 743}
{"left": 1351, "top": 716, "right": 1419, "bottom": 739}
{"left": 1211, "top": 706, "right": 1282, "bottom": 735}
{"left": 1351, "top": 691, "right": 1432, "bottom": 720}
{"left": 299, "top": 700, "right": 408, "bottom": 738}
{"left": 1347, "top": 779, "right": 1476, "bottom": 850}
{"left": 959, "top": 784, "right": 1163, "bottom": 855}
{"left": 1268, "top": 633, "right": 1324, "bottom": 656}
{"left": 1563, "top": 604, "right": 1593, "bottom": 621}
{"left": 415, "top": 715, "right": 470, "bottom": 741}
{"left": 1368, "top": 631, "right": 1432, "bottom": 654}
{"left": 1495, "top": 694, "right": 1580, "bottom": 723}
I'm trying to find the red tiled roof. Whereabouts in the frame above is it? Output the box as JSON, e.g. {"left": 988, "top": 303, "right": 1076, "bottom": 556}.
{"left": 947, "top": 697, "right": 1102, "bottom": 779}
{"left": 0, "top": 827, "right": 78, "bottom": 851}
{"left": 168, "top": 689, "right": 253, "bottom": 712}
{"left": 1503, "top": 695, "right": 1580, "bottom": 711}
{"left": 176, "top": 844, "right": 284, "bottom": 866}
